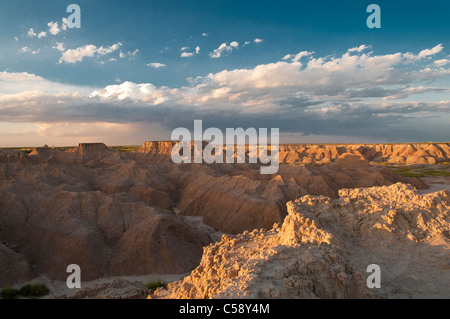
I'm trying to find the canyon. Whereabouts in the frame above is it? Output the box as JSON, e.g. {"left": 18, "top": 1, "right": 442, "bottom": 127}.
{"left": 0, "top": 142, "right": 449, "bottom": 298}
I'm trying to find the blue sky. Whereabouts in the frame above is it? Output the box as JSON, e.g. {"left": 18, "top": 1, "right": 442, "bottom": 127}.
{"left": 0, "top": 0, "right": 449, "bottom": 146}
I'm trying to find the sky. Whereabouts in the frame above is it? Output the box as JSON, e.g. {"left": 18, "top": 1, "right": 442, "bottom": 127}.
{"left": 0, "top": 0, "right": 449, "bottom": 147}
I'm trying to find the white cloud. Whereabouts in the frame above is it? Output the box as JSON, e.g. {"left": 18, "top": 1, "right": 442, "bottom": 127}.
{"left": 181, "top": 52, "right": 195, "bottom": 58}
{"left": 97, "top": 42, "right": 123, "bottom": 55}
{"left": 348, "top": 44, "right": 371, "bottom": 53}
{"left": 254, "top": 38, "right": 263, "bottom": 43}
{"left": 2, "top": 44, "right": 450, "bottom": 143}
{"left": 147, "top": 62, "right": 166, "bottom": 69}
{"left": 180, "top": 46, "right": 200, "bottom": 58}
{"left": 292, "top": 51, "right": 313, "bottom": 63}
{"left": 61, "top": 18, "right": 68, "bottom": 31}
{"left": 283, "top": 51, "right": 314, "bottom": 63}
{"left": 202, "top": 33, "right": 208, "bottom": 37}
{"left": 418, "top": 44, "right": 443, "bottom": 58}
{"left": 403, "top": 44, "right": 444, "bottom": 63}
{"left": 60, "top": 45, "right": 97, "bottom": 63}
{"left": 210, "top": 42, "right": 238, "bottom": 58}
{"left": 129, "top": 49, "right": 139, "bottom": 56}
{"left": 47, "top": 21, "right": 61, "bottom": 35}
{"left": 53, "top": 42, "right": 65, "bottom": 52}
{"left": 19, "top": 47, "right": 39, "bottom": 55}
{"left": 37, "top": 31, "right": 47, "bottom": 39}
{"left": 0, "top": 71, "right": 91, "bottom": 95}
{"left": 27, "top": 28, "right": 36, "bottom": 37}
{"left": 118, "top": 48, "right": 139, "bottom": 59}
{"left": 59, "top": 42, "right": 123, "bottom": 63}
{"left": 90, "top": 81, "right": 164, "bottom": 103}
{"left": 434, "top": 59, "right": 449, "bottom": 67}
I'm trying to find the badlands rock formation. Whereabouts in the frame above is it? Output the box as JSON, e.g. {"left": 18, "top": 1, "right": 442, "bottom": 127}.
{"left": 278, "top": 143, "right": 450, "bottom": 165}
{"left": 0, "top": 142, "right": 445, "bottom": 289}
{"left": 152, "top": 183, "right": 450, "bottom": 299}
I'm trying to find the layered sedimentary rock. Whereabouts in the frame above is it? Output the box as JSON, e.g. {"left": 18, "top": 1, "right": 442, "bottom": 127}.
{"left": 174, "top": 162, "right": 425, "bottom": 234}
{"left": 278, "top": 143, "right": 450, "bottom": 165}
{"left": 0, "top": 189, "right": 211, "bottom": 283}
{"left": 0, "top": 141, "right": 442, "bottom": 287}
{"left": 0, "top": 243, "right": 36, "bottom": 287}
{"left": 152, "top": 183, "right": 450, "bottom": 299}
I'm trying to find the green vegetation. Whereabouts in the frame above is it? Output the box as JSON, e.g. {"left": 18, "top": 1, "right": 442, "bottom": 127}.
{"left": 380, "top": 165, "right": 450, "bottom": 178}
{"left": 395, "top": 172, "right": 425, "bottom": 178}
{"left": 0, "top": 283, "right": 49, "bottom": 299}
{"left": 417, "top": 169, "right": 450, "bottom": 176}
{"left": 18, "top": 283, "right": 49, "bottom": 298}
{"left": 110, "top": 145, "right": 141, "bottom": 152}
{"left": 145, "top": 279, "right": 167, "bottom": 292}
{"left": 0, "top": 286, "right": 19, "bottom": 299}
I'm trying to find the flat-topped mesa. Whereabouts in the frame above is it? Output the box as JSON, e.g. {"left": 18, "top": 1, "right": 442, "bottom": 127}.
{"left": 69, "top": 142, "right": 114, "bottom": 162}
{"left": 77, "top": 142, "right": 110, "bottom": 151}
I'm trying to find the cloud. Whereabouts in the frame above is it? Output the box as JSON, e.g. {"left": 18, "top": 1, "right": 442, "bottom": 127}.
{"left": 348, "top": 44, "right": 371, "bottom": 53}
{"left": 291, "top": 51, "right": 313, "bottom": 62}
{"left": 282, "top": 51, "right": 314, "bottom": 63}
{"left": 0, "top": 71, "right": 92, "bottom": 95}
{"left": 61, "top": 18, "right": 68, "bottom": 31}
{"left": 47, "top": 21, "right": 61, "bottom": 35}
{"left": 434, "top": 59, "right": 449, "bottom": 67}
{"left": 403, "top": 44, "right": 444, "bottom": 63}
{"left": 2, "top": 44, "right": 450, "bottom": 142}
{"left": 59, "top": 42, "right": 123, "bottom": 63}
{"left": 418, "top": 44, "right": 443, "bottom": 58}
{"left": 27, "top": 28, "right": 36, "bottom": 37}
{"left": 209, "top": 42, "right": 239, "bottom": 58}
{"left": 147, "top": 62, "right": 166, "bottom": 69}
{"left": 119, "top": 48, "right": 139, "bottom": 59}
{"left": 254, "top": 38, "right": 263, "bottom": 43}
{"left": 181, "top": 52, "right": 195, "bottom": 58}
{"left": 202, "top": 33, "right": 208, "bottom": 37}
{"left": 25, "top": 19, "right": 66, "bottom": 40}
{"left": 180, "top": 46, "right": 200, "bottom": 58}
{"left": 53, "top": 42, "right": 65, "bottom": 52}
{"left": 19, "top": 47, "right": 40, "bottom": 55}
